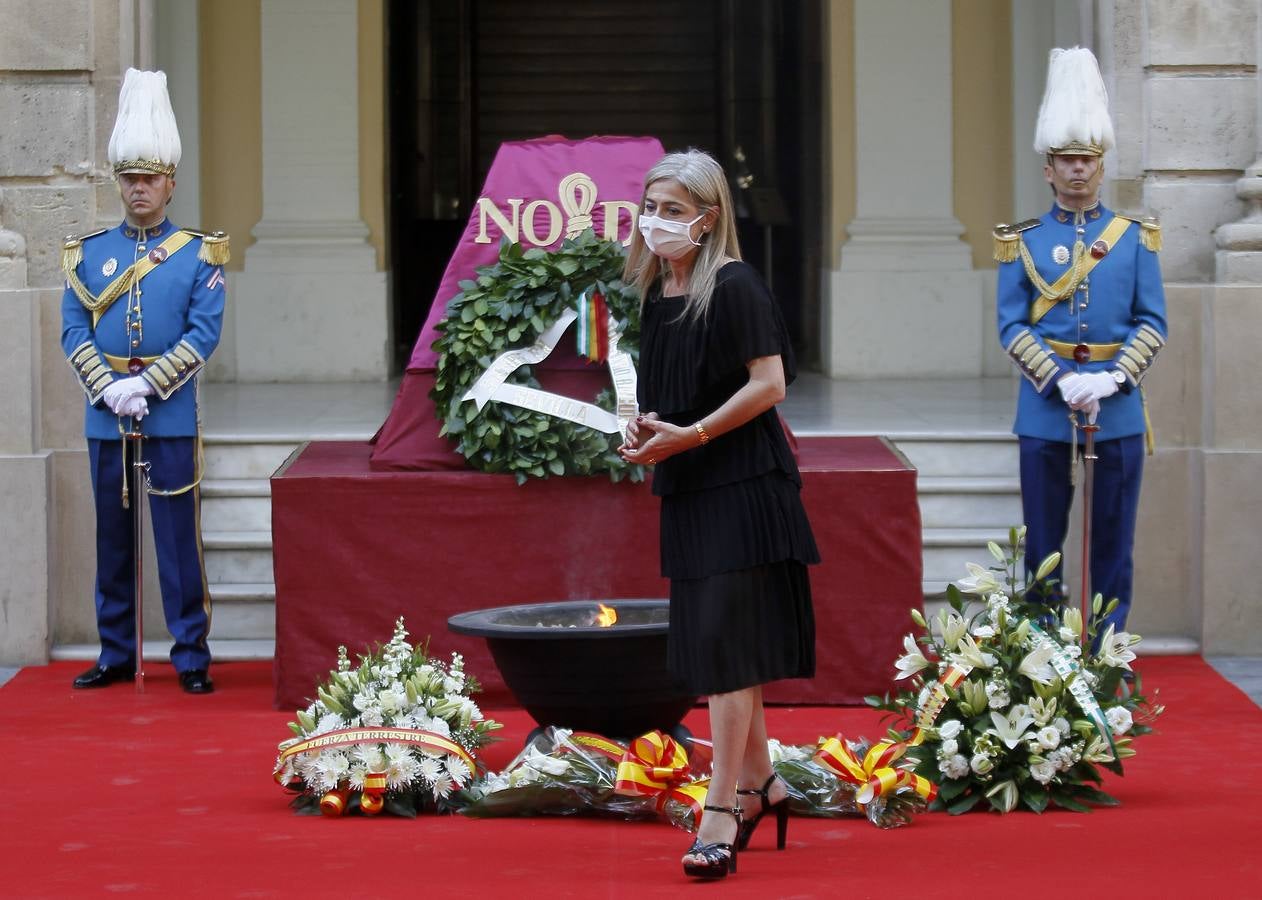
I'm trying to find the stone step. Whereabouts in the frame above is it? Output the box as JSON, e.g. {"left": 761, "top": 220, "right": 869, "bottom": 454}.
{"left": 202, "top": 440, "right": 301, "bottom": 481}
{"left": 52, "top": 639, "right": 276, "bottom": 663}
{"left": 892, "top": 436, "right": 1018, "bottom": 479}
{"left": 203, "top": 530, "right": 274, "bottom": 584}
{"left": 921, "top": 527, "right": 1012, "bottom": 582}
{"left": 208, "top": 582, "right": 276, "bottom": 640}
{"left": 201, "top": 479, "right": 272, "bottom": 533}
{"left": 916, "top": 475, "right": 1022, "bottom": 528}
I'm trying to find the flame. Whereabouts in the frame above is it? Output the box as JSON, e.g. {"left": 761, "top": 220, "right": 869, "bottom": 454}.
{"left": 595, "top": 603, "right": 618, "bottom": 627}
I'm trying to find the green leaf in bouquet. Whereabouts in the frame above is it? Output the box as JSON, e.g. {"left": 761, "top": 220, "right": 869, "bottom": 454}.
{"left": 935, "top": 778, "right": 969, "bottom": 802}
{"left": 384, "top": 794, "right": 420, "bottom": 819}
{"left": 946, "top": 791, "right": 982, "bottom": 815}
{"left": 1049, "top": 789, "right": 1092, "bottom": 813}
{"left": 1021, "top": 784, "right": 1049, "bottom": 813}
{"left": 1070, "top": 785, "right": 1120, "bottom": 807}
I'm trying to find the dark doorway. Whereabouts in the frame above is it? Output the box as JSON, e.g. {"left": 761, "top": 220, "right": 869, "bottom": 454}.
{"left": 387, "top": 0, "right": 823, "bottom": 372}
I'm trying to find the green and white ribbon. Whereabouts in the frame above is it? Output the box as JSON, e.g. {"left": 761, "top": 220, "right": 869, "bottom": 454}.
{"left": 1027, "top": 623, "right": 1120, "bottom": 771}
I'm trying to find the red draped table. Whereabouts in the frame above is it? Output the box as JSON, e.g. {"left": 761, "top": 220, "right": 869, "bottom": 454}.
{"left": 270, "top": 437, "right": 922, "bottom": 709}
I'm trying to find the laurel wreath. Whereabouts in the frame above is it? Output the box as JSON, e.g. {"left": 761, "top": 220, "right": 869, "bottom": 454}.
{"left": 431, "top": 229, "right": 644, "bottom": 483}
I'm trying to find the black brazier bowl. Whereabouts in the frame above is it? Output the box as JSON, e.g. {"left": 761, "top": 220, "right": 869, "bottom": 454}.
{"left": 448, "top": 599, "right": 695, "bottom": 739}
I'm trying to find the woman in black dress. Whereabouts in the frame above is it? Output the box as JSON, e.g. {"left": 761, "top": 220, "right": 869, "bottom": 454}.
{"left": 619, "top": 150, "right": 818, "bottom": 880}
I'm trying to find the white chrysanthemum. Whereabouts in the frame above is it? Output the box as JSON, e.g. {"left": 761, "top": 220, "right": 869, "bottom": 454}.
{"left": 352, "top": 744, "right": 387, "bottom": 771}
{"left": 431, "top": 774, "right": 455, "bottom": 799}
{"left": 443, "top": 676, "right": 464, "bottom": 694}
{"left": 461, "top": 697, "right": 482, "bottom": 722}
{"left": 352, "top": 690, "right": 376, "bottom": 712}
{"left": 360, "top": 707, "right": 385, "bottom": 727}
{"left": 1106, "top": 706, "right": 1133, "bottom": 735}
{"left": 418, "top": 755, "right": 443, "bottom": 784}
{"left": 384, "top": 743, "right": 412, "bottom": 765}
{"left": 445, "top": 755, "right": 472, "bottom": 784}
{"left": 1036, "top": 726, "right": 1061, "bottom": 750}
{"left": 347, "top": 764, "right": 368, "bottom": 791}
{"left": 938, "top": 719, "right": 963, "bottom": 740}
{"left": 312, "top": 751, "right": 350, "bottom": 792}
{"left": 1054, "top": 717, "right": 1072, "bottom": 737}
{"left": 427, "top": 717, "right": 452, "bottom": 738}
{"left": 987, "top": 690, "right": 1011, "bottom": 710}
{"left": 1049, "top": 746, "right": 1077, "bottom": 771}
{"left": 314, "top": 712, "right": 346, "bottom": 735}
{"left": 1030, "top": 760, "right": 1057, "bottom": 785}
{"left": 939, "top": 754, "right": 970, "bottom": 779}
{"left": 386, "top": 753, "right": 419, "bottom": 790}
{"left": 939, "top": 738, "right": 959, "bottom": 757}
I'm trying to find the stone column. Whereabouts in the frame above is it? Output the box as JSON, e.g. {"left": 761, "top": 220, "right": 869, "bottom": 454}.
{"left": 1216, "top": 4, "right": 1262, "bottom": 281}
{"left": 823, "top": 0, "right": 983, "bottom": 379}
{"left": 230, "top": 0, "right": 387, "bottom": 381}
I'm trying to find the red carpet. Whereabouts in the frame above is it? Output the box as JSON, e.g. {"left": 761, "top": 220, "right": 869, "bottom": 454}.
{"left": 2, "top": 657, "right": 1258, "bottom": 899}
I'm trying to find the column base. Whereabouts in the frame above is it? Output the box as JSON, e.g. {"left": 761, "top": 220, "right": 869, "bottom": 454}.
{"left": 822, "top": 268, "right": 986, "bottom": 379}
{"left": 229, "top": 226, "right": 389, "bottom": 382}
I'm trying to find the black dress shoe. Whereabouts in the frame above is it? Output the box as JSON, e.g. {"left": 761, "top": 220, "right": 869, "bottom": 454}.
{"left": 73, "top": 664, "right": 135, "bottom": 689}
{"left": 179, "top": 669, "right": 215, "bottom": 694}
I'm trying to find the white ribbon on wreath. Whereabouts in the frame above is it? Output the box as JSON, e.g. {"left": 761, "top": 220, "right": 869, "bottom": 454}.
{"left": 462, "top": 307, "right": 639, "bottom": 441}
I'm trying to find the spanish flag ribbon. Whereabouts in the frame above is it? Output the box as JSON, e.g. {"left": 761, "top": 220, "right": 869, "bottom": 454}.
{"left": 274, "top": 727, "right": 476, "bottom": 787}
{"left": 910, "top": 661, "right": 973, "bottom": 743}
{"left": 575, "top": 288, "right": 609, "bottom": 363}
{"left": 814, "top": 736, "right": 938, "bottom": 808}
{"left": 360, "top": 771, "right": 388, "bottom": 815}
{"left": 567, "top": 731, "right": 628, "bottom": 763}
{"left": 614, "top": 730, "right": 708, "bottom": 819}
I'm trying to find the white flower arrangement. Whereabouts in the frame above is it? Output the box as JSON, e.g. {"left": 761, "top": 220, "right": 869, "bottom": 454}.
{"left": 274, "top": 617, "right": 502, "bottom": 817}
{"left": 869, "top": 529, "right": 1163, "bottom": 814}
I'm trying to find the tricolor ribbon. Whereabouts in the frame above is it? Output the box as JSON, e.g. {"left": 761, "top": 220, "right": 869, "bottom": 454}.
{"left": 274, "top": 727, "right": 476, "bottom": 788}
{"left": 614, "top": 730, "right": 708, "bottom": 820}
{"left": 1027, "top": 623, "right": 1121, "bottom": 772}
{"left": 575, "top": 288, "right": 609, "bottom": 362}
{"left": 813, "top": 736, "right": 938, "bottom": 808}
{"left": 567, "top": 731, "right": 628, "bottom": 763}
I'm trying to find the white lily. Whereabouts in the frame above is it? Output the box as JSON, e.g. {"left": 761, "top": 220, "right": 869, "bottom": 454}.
{"left": 988, "top": 708, "right": 1036, "bottom": 749}
{"left": 952, "top": 634, "right": 997, "bottom": 670}
{"left": 957, "top": 562, "right": 1002, "bottom": 596}
{"left": 1018, "top": 646, "right": 1057, "bottom": 685}
{"left": 1095, "top": 624, "right": 1138, "bottom": 669}
{"left": 935, "top": 609, "right": 968, "bottom": 650}
{"left": 894, "top": 633, "right": 930, "bottom": 680}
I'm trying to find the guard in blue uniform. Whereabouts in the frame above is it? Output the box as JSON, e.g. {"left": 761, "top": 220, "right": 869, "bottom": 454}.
{"left": 996, "top": 48, "right": 1166, "bottom": 641}
{"left": 61, "top": 69, "right": 228, "bottom": 693}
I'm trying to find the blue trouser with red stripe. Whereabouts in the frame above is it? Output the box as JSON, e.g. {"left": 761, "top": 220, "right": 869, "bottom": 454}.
{"left": 1018, "top": 434, "right": 1145, "bottom": 640}
{"left": 88, "top": 437, "right": 211, "bottom": 672}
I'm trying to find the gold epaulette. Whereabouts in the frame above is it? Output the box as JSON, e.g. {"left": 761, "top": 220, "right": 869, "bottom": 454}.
{"left": 1116, "top": 212, "right": 1162, "bottom": 253}
{"left": 992, "top": 219, "right": 1041, "bottom": 263}
{"left": 184, "top": 229, "right": 231, "bottom": 266}
{"left": 61, "top": 228, "right": 107, "bottom": 276}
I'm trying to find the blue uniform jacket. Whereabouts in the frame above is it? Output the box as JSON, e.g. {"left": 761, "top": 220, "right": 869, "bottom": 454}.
{"left": 61, "top": 218, "right": 226, "bottom": 439}
{"left": 996, "top": 202, "right": 1167, "bottom": 443}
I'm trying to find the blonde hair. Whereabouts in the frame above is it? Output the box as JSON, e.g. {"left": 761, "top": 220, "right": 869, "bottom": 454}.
{"left": 622, "top": 149, "right": 741, "bottom": 321}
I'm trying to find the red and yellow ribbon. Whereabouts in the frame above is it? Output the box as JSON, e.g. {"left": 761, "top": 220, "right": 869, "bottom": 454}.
{"left": 814, "top": 736, "right": 937, "bottom": 808}
{"left": 360, "top": 772, "right": 388, "bottom": 815}
{"left": 567, "top": 731, "right": 628, "bottom": 763}
{"left": 614, "top": 730, "right": 708, "bottom": 819}
{"left": 274, "top": 727, "right": 476, "bottom": 787}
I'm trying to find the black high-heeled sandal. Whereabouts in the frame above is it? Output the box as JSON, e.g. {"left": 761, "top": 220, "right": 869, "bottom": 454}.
{"left": 682, "top": 804, "right": 741, "bottom": 879}
{"left": 736, "top": 773, "right": 790, "bottom": 850}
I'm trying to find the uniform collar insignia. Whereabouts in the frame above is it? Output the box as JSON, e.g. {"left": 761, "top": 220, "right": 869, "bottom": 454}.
{"left": 120, "top": 218, "right": 172, "bottom": 241}
{"left": 1051, "top": 199, "right": 1103, "bottom": 220}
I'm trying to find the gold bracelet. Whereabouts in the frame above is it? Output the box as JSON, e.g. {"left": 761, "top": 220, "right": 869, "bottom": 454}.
{"left": 694, "top": 422, "right": 711, "bottom": 445}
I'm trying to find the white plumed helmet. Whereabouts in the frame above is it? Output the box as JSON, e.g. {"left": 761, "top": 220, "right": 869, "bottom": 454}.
{"left": 108, "top": 68, "right": 182, "bottom": 176}
{"left": 1033, "top": 47, "right": 1115, "bottom": 157}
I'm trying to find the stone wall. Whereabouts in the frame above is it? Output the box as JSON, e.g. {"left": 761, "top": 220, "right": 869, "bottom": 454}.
{"left": 1100, "top": 0, "right": 1262, "bottom": 654}
{"left": 0, "top": 0, "right": 135, "bottom": 664}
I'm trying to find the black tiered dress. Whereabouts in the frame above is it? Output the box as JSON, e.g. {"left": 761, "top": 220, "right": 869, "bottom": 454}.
{"left": 638, "top": 261, "right": 819, "bottom": 696}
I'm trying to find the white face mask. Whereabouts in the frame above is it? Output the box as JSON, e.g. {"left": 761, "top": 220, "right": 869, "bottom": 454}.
{"left": 638, "top": 212, "right": 705, "bottom": 260}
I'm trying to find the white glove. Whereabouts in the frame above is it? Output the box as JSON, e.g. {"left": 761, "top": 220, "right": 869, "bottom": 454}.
{"left": 119, "top": 395, "right": 149, "bottom": 420}
{"left": 101, "top": 375, "right": 155, "bottom": 414}
{"left": 1057, "top": 372, "right": 1092, "bottom": 408}
{"left": 1077, "top": 371, "right": 1120, "bottom": 404}
{"left": 1085, "top": 398, "right": 1101, "bottom": 425}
